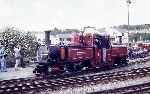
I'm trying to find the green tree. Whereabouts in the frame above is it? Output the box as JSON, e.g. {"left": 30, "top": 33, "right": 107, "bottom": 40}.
{"left": 0, "top": 27, "right": 38, "bottom": 67}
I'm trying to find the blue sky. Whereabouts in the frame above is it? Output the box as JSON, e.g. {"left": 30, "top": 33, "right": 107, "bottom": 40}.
{"left": 0, "top": 0, "right": 149, "bottom": 31}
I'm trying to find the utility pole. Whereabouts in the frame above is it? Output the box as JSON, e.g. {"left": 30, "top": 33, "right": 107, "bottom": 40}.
{"left": 126, "top": 0, "right": 131, "bottom": 43}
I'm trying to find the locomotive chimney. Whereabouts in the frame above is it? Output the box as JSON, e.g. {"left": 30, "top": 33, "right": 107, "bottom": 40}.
{"left": 118, "top": 36, "right": 122, "bottom": 44}
{"left": 44, "top": 30, "right": 51, "bottom": 46}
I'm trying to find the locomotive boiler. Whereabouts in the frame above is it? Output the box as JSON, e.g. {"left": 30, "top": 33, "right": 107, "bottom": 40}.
{"left": 33, "top": 29, "right": 128, "bottom": 75}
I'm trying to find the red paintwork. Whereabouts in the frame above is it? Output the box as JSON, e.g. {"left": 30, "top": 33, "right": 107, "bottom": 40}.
{"left": 58, "top": 33, "right": 127, "bottom": 68}
{"left": 47, "top": 33, "right": 127, "bottom": 73}
{"left": 111, "top": 47, "right": 127, "bottom": 57}
{"left": 83, "top": 33, "right": 93, "bottom": 46}
{"left": 67, "top": 47, "right": 93, "bottom": 62}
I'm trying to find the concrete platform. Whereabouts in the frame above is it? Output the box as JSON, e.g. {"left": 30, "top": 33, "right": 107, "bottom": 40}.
{"left": 0, "top": 65, "right": 35, "bottom": 80}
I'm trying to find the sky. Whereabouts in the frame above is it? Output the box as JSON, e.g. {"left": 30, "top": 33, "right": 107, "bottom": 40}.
{"left": 0, "top": 0, "right": 149, "bottom": 31}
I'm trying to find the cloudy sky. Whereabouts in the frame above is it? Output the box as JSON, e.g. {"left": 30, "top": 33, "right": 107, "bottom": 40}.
{"left": 0, "top": 0, "right": 149, "bottom": 31}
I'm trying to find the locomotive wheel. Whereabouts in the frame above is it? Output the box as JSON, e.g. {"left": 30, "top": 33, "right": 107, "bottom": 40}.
{"left": 113, "top": 57, "right": 121, "bottom": 66}
{"left": 121, "top": 57, "right": 128, "bottom": 66}
{"left": 63, "top": 60, "right": 91, "bottom": 73}
{"left": 63, "top": 62, "right": 75, "bottom": 73}
{"left": 81, "top": 60, "right": 91, "bottom": 70}
{"left": 74, "top": 63, "right": 82, "bottom": 71}
{"left": 114, "top": 57, "right": 127, "bottom": 66}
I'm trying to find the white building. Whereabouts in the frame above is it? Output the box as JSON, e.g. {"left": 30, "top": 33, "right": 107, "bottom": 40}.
{"left": 105, "top": 28, "right": 128, "bottom": 44}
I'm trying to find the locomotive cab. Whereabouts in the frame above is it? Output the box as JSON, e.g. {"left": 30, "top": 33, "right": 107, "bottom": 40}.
{"left": 94, "top": 34, "right": 111, "bottom": 49}
{"left": 94, "top": 34, "right": 111, "bottom": 65}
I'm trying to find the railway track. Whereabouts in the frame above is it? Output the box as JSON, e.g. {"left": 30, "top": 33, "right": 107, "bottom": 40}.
{"left": 1, "top": 64, "right": 150, "bottom": 94}
{"left": 0, "top": 56, "right": 150, "bottom": 94}
{"left": 88, "top": 81, "right": 150, "bottom": 94}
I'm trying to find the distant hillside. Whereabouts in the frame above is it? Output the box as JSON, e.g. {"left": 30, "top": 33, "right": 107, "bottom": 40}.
{"left": 113, "top": 24, "right": 150, "bottom": 31}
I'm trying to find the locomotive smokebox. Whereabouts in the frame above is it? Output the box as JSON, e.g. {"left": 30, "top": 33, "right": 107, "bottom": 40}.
{"left": 44, "top": 30, "right": 51, "bottom": 46}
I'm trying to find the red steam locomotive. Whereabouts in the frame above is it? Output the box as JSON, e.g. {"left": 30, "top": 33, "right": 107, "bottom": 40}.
{"left": 33, "top": 30, "right": 128, "bottom": 74}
